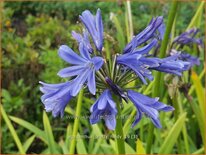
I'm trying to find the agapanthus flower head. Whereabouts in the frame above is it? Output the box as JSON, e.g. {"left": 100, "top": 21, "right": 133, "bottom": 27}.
{"left": 40, "top": 9, "right": 199, "bottom": 130}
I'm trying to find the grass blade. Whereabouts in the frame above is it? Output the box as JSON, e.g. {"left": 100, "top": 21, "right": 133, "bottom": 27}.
{"left": 159, "top": 113, "right": 186, "bottom": 154}
{"left": 22, "top": 135, "right": 35, "bottom": 153}
{"left": 43, "top": 111, "right": 58, "bottom": 154}
{"left": 187, "top": 1, "right": 205, "bottom": 30}
{"left": 76, "top": 132, "right": 87, "bottom": 154}
{"left": 136, "top": 139, "right": 146, "bottom": 154}
{"left": 110, "top": 13, "right": 126, "bottom": 50}
{"left": 191, "top": 71, "right": 205, "bottom": 149}
{"left": 1, "top": 104, "right": 25, "bottom": 154}
{"left": 10, "top": 116, "right": 47, "bottom": 143}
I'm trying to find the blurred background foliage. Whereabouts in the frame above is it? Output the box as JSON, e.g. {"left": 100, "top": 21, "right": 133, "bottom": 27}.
{"left": 1, "top": 1, "right": 205, "bottom": 154}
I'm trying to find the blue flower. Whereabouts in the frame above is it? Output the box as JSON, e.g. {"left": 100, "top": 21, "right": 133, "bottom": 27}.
{"left": 172, "top": 28, "right": 203, "bottom": 47}
{"left": 178, "top": 52, "right": 200, "bottom": 67}
{"left": 123, "top": 16, "right": 164, "bottom": 54}
{"left": 39, "top": 81, "right": 72, "bottom": 118}
{"left": 90, "top": 89, "right": 117, "bottom": 130}
{"left": 150, "top": 53, "right": 191, "bottom": 76}
{"left": 117, "top": 39, "right": 160, "bottom": 84}
{"left": 79, "top": 9, "right": 104, "bottom": 51}
{"left": 57, "top": 44, "right": 104, "bottom": 96}
{"left": 127, "top": 90, "right": 174, "bottom": 128}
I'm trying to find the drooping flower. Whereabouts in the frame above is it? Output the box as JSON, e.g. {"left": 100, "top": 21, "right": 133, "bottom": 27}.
{"left": 79, "top": 9, "right": 104, "bottom": 51}
{"left": 57, "top": 44, "right": 104, "bottom": 96}
{"left": 178, "top": 52, "right": 200, "bottom": 67}
{"left": 127, "top": 90, "right": 174, "bottom": 128}
{"left": 170, "top": 49, "right": 200, "bottom": 68}
{"left": 172, "top": 28, "right": 203, "bottom": 47}
{"left": 123, "top": 16, "right": 164, "bottom": 54}
{"left": 117, "top": 51, "right": 159, "bottom": 84}
{"left": 90, "top": 89, "right": 117, "bottom": 130}
{"left": 39, "top": 81, "right": 72, "bottom": 118}
{"left": 149, "top": 53, "right": 191, "bottom": 76}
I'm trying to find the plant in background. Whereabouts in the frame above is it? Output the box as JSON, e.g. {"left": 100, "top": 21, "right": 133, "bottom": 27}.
{"left": 39, "top": 8, "right": 201, "bottom": 154}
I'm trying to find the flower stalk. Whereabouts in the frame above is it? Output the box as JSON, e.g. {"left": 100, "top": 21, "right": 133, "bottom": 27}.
{"left": 147, "top": 0, "right": 179, "bottom": 153}
{"left": 69, "top": 89, "right": 84, "bottom": 154}
{"left": 114, "top": 96, "right": 125, "bottom": 154}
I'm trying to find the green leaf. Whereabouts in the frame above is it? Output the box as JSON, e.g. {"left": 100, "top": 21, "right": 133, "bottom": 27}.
{"left": 1, "top": 104, "right": 25, "bottom": 154}
{"left": 76, "top": 132, "right": 87, "bottom": 154}
{"left": 187, "top": 1, "right": 205, "bottom": 30}
{"left": 110, "top": 13, "right": 126, "bottom": 50}
{"left": 9, "top": 116, "right": 47, "bottom": 143}
{"left": 91, "top": 138, "right": 103, "bottom": 154}
{"left": 65, "top": 124, "right": 72, "bottom": 147}
{"left": 125, "top": 141, "right": 136, "bottom": 154}
{"left": 43, "top": 111, "right": 58, "bottom": 154}
{"left": 22, "top": 135, "right": 35, "bottom": 153}
{"left": 159, "top": 113, "right": 187, "bottom": 154}
{"left": 59, "top": 140, "right": 69, "bottom": 154}
{"left": 191, "top": 71, "right": 205, "bottom": 118}
{"left": 136, "top": 139, "right": 146, "bottom": 154}
{"left": 110, "top": 139, "right": 118, "bottom": 154}
{"left": 191, "top": 71, "right": 205, "bottom": 147}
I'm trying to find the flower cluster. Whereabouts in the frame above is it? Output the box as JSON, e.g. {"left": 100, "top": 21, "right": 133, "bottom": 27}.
{"left": 40, "top": 9, "right": 200, "bottom": 130}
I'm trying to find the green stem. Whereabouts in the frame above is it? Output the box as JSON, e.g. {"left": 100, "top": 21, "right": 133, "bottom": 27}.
{"left": 114, "top": 96, "right": 125, "bottom": 154}
{"left": 69, "top": 89, "right": 84, "bottom": 154}
{"left": 146, "top": 0, "right": 178, "bottom": 153}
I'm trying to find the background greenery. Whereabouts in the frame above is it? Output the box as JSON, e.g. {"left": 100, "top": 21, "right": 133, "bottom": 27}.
{"left": 1, "top": 1, "right": 205, "bottom": 154}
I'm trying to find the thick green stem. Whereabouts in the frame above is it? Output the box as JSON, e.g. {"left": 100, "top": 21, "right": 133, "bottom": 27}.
{"left": 146, "top": 0, "right": 178, "bottom": 153}
{"left": 69, "top": 89, "right": 84, "bottom": 154}
{"left": 114, "top": 96, "right": 125, "bottom": 154}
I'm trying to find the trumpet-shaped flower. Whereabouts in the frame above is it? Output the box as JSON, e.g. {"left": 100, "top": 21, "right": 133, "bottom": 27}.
{"left": 39, "top": 81, "right": 72, "bottom": 117}
{"left": 127, "top": 90, "right": 174, "bottom": 128}
{"left": 150, "top": 53, "right": 190, "bottom": 76}
{"left": 172, "top": 28, "right": 203, "bottom": 47}
{"left": 90, "top": 89, "right": 117, "bottom": 130}
{"left": 80, "top": 9, "right": 104, "bottom": 51}
{"left": 57, "top": 44, "right": 104, "bottom": 96}
{"left": 123, "top": 16, "right": 164, "bottom": 54}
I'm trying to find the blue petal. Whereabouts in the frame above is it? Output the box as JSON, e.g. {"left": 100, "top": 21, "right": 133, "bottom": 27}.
{"left": 39, "top": 81, "right": 72, "bottom": 118}
{"left": 70, "top": 69, "right": 91, "bottom": 96}
{"left": 105, "top": 114, "right": 116, "bottom": 130}
{"left": 90, "top": 110, "right": 102, "bottom": 124}
{"left": 91, "top": 56, "right": 104, "bottom": 71}
{"left": 80, "top": 9, "right": 104, "bottom": 51}
{"left": 87, "top": 71, "right": 96, "bottom": 95}
{"left": 133, "top": 39, "right": 158, "bottom": 55}
{"left": 58, "top": 45, "right": 87, "bottom": 65}
{"left": 57, "top": 65, "right": 86, "bottom": 78}
{"left": 132, "top": 108, "right": 142, "bottom": 127}
{"left": 150, "top": 117, "right": 162, "bottom": 128}
{"left": 127, "top": 90, "right": 174, "bottom": 128}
